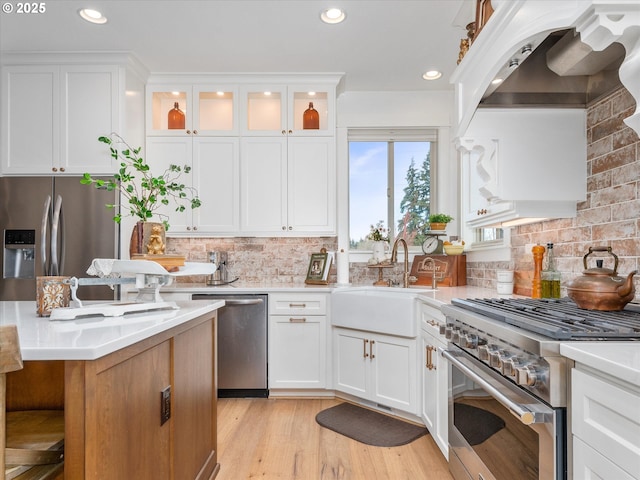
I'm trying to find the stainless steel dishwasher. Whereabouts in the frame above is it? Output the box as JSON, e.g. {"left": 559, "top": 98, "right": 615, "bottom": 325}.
{"left": 192, "top": 293, "right": 268, "bottom": 398}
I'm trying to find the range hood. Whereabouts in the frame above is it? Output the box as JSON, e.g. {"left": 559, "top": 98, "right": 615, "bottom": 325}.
{"left": 481, "top": 29, "right": 625, "bottom": 108}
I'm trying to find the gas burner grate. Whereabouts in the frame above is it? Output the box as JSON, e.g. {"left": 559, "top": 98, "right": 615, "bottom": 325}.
{"left": 450, "top": 297, "right": 640, "bottom": 340}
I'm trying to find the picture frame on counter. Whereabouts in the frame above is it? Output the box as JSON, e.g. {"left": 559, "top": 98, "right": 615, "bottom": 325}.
{"left": 305, "top": 251, "right": 332, "bottom": 285}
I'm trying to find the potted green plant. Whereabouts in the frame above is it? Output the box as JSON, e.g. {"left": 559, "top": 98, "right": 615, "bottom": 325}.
{"left": 428, "top": 213, "right": 453, "bottom": 231}
{"left": 81, "top": 133, "right": 201, "bottom": 254}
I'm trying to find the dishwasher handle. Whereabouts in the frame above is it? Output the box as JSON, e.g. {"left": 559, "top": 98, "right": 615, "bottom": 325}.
{"left": 224, "top": 299, "right": 264, "bottom": 306}
{"left": 192, "top": 295, "right": 265, "bottom": 306}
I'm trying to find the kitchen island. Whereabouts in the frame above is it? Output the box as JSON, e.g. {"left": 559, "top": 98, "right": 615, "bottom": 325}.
{"left": 1, "top": 300, "right": 224, "bottom": 480}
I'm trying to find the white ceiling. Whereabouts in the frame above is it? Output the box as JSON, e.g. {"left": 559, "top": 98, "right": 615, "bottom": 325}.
{"left": 0, "top": 0, "right": 471, "bottom": 92}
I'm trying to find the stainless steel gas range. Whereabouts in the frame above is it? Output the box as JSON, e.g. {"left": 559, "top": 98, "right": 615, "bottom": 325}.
{"left": 440, "top": 297, "right": 640, "bottom": 480}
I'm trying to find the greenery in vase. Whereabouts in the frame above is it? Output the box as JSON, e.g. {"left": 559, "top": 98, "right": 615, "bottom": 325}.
{"left": 81, "top": 133, "right": 201, "bottom": 230}
{"left": 428, "top": 213, "right": 454, "bottom": 224}
{"left": 367, "top": 220, "right": 390, "bottom": 242}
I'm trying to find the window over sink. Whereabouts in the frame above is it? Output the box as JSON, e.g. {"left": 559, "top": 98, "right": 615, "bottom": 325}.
{"left": 348, "top": 128, "right": 437, "bottom": 256}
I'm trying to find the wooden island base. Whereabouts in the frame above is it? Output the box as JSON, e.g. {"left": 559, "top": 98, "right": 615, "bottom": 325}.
{"left": 6, "top": 312, "right": 219, "bottom": 480}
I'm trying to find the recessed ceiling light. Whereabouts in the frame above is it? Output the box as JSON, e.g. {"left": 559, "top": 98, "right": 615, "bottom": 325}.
{"left": 320, "top": 8, "right": 346, "bottom": 24}
{"left": 422, "top": 70, "right": 442, "bottom": 80}
{"left": 492, "top": 78, "right": 504, "bottom": 85}
{"left": 78, "top": 8, "right": 107, "bottom": 24}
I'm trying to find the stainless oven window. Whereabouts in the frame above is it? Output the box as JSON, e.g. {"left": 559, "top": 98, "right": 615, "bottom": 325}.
{"left": 444, "top": 347, "right": 565, "bottom": 480}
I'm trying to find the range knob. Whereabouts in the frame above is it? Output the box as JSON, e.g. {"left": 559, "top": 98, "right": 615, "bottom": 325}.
{"left": 452, "top": 330, "right": 461, "bottom": 343}
{"left": 501, "top": 355, "right": 521, "bottom": 377}
{"left": 516, "top": 364, "right": 540, "bottom": 387}
{"left": 477, "top": 344, "right": 492, "bottom": 361}
{"left": 444, "top": 325, "right": 453, "bottom": 339}
{"left": 489, "top": 350, "right": 502, "bottom": 368}
{"left": 463, "top": 333, "right": 478, "bottom": 349}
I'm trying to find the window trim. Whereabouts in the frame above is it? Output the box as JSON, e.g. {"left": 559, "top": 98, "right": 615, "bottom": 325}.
{"left": 346, "top": 128, "right": 438, "bottom": 262}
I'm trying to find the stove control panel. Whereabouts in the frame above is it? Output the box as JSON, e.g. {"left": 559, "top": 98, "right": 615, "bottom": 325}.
{"left": 444, "top": 319, "right": 551, "bottom": 402}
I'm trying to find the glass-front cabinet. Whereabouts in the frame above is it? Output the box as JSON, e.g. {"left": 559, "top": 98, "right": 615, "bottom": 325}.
{"left": 147, "top": 85, "right": 238, "bottom": 136}
{"left": 240, "top": 85, "right": 334, "bottom": 136}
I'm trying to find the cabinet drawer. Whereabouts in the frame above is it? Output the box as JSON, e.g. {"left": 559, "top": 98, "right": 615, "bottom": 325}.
{"left": 420, "top": 301, "right": 446, "bottom": 338}
{"left": 269, "top": 293, "right": 327, "bottom": 315}
{"left": 573, "top": 437, "right": 636, "bottom": 480}
{"left": 572, "top": 368, "right": 640, "bottom": 476}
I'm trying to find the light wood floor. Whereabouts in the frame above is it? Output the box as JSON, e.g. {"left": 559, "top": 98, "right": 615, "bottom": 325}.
{"left": 216, "top": 397, "right": 453, "bottom": 480}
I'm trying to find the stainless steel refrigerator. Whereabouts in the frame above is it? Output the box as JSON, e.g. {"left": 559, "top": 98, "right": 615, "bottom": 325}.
{"left": 0, "top": 176, "right": 119, "bottom": 301}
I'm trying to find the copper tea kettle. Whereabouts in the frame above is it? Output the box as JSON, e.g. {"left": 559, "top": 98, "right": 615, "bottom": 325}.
{"left": 566, "top": 246, "right": 637, "bottom": 311}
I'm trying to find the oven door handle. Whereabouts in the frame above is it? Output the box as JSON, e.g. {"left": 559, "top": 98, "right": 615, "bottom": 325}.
{"left": 442, "top": 348, "right": 547, "bottom": 426}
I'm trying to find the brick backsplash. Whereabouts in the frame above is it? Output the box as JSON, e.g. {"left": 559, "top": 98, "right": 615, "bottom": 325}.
{"left": 166, "top": 236, "right": 338, "bottom": 284}
{"left": 468, "top": 87, "right": 639, "bottom": 298}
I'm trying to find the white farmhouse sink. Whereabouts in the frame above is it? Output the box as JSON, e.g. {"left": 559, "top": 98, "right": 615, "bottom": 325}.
{"left": 331, "top": 287, "right": 431, "bottom": 337}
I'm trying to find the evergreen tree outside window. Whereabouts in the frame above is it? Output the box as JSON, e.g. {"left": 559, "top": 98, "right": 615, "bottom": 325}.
{"left": 349, "top": 129, "right": 436, "bottom": 250}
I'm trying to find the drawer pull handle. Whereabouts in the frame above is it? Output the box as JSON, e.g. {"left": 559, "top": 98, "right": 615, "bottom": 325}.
{"left": 289, "top": 317, "right": 307, "bottom": 323}
{"left": 289, "top": 303, "right": 306, "bottom": 308}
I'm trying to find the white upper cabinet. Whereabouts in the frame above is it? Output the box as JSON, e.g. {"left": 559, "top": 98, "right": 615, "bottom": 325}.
{"left": 240, "top": 83, "right": 335, "bottom": 137}
{"left": 1, "top": 56, "right": 144, "bottom": 176}
{"left": 458, "top": 108, "right": 586, "bottom": 228}
{"left": 143, "top": 74, "right": 340, "bottom": 237}
{"left": 146, "top": 84, "right": 238, "bottom": 136}
{"left": 146, "top": 136, "right": 240, "bottom": 234}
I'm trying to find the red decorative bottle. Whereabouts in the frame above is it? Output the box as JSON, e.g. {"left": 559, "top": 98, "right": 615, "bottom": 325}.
{"left": 168, "top": 102, "right": 185, "bottom": 129}
{"left": 303, "top": 102, "right": 319, "bottom": 129}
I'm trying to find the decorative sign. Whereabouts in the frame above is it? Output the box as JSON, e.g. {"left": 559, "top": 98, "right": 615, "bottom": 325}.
{"left": 410, "top": 255, "right": 467, "bottom": 287}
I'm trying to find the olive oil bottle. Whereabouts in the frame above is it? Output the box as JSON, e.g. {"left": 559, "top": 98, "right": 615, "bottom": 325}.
{"left": 541, "top": 242, "right": 561, "bottom": 298}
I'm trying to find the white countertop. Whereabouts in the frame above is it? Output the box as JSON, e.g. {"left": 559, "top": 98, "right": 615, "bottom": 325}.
{"left": 560, "top": 342, "right": 640, "bottom": 388}
{"left": 159, "top": 282, "right": 508, "bottom": 304}
{"left": 0, "top": 300, "right": 224, "bottom": 361}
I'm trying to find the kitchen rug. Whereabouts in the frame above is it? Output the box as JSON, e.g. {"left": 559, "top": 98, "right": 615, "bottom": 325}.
{"left": 315, "top": 402, "right": 428, "bottom": 447}
{"left": 454, "top": 403, "right": 505, "bottom": 445}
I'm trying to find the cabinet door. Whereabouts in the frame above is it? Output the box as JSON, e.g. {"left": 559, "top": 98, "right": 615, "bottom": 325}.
{"left": 371, "top": 333, "right": 416, "bottom": 412}
{"left": 84, "top": 341, "right": 172, "bottom": 478}
{"left": 240, "top": 136, "right": 287, "bottom": 233}
{"left": 287, "top": 136, "right": 336, "bottom": 234}
{"left": 193, "top": 85, "right": 238, "bottom": 135}
{"left": 193, "top": 137, "right": 240, "bottom": 232}
{"left": 173, "top": 317, "right": 217, "bottom": 479}
{"left": 145, "top": 136, "right": 194, "bottom": 232}
{"left": 269, "top": 315, "right": 326, "bottom": 389}
{"left": 61, "top": 65, "right": 119, "bottom": 174}
{"left": 147, "top": 85, "right": 191, "bottom": 135}
{"left": 288, "top": 87, "right": 335, "bottom": 135}
{"left": 421, "top": 331, "right": 437, "bottom": 432}
{"left": 2, "top": 65, "right": 60, "bottom": 174}
{"left": 240, "top": 85, "right": 287, "bottom": 136}
{"left": 573, "top": 437, "right": 635, "bottom": 480}
{"left": 333, "top": 329, "right": 369, "bottom": 398}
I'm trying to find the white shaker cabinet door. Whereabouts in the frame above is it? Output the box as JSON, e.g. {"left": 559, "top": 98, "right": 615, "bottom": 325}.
{"left": 2, "top": 66, "right": 59, "bottom": 174}
{"left": 287, "top": 136, "right": 336, "bottom": 234}
{"left": 192, "top": 137, "right": 240, "bottom": 233}
{"left": 145, "top": 137, "right": 193, "bottom": 232}
{"left": 240, "top": 136, "right": 288, "bottom": 233}
{"left": 61, "top": 65, "right": 119, "bottom": 174}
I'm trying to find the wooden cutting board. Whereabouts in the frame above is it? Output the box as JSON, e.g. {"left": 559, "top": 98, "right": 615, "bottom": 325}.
{"left": 131, "top": 254, "right": 185, "bottom": 272}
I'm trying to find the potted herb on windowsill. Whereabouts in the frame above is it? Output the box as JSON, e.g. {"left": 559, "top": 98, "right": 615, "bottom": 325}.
{"left": 81, "top": 133, "right": 201, "bottom": 256}
{"left": 428, "top": 213, "right": 453, "bottom": 231}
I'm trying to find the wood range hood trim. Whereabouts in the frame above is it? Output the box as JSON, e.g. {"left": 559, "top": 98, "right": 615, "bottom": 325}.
{"left": 452, "top": 0, "right": 640, "bottom": 138}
